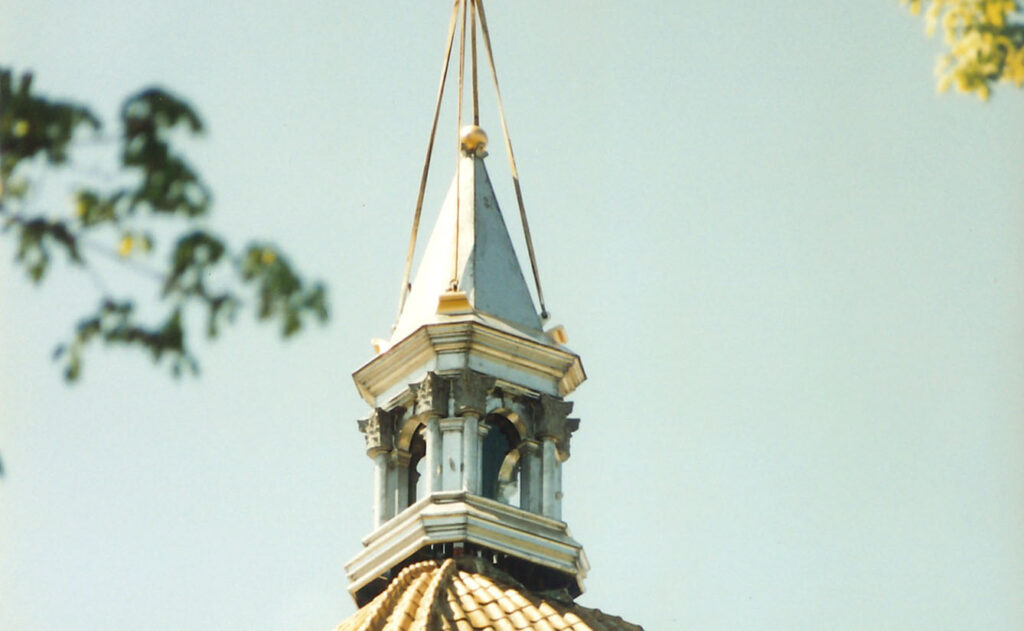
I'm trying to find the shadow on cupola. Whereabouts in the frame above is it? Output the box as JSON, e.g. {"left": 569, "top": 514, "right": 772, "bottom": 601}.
{"left": 405, "top": 412, "right": 522, "bottom": 508}
{"left": 408, "top": 427, "right": 426, "bottom": 504}
{"left": 480, "top": 414, "right": 521, "bottom": 505}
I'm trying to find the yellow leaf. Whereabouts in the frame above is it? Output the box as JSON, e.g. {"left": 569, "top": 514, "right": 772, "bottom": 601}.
{"left": 1003, "top": 47, "right": 1024, "bottom": 86}
{"left": 985, "top": 0, "right": 1006, "bottom": 27}
{"left": 261, "top": 249, "right": 276, "bottom": 265}
{"left": 925, "top": 3, "right": 942, "bottom": 35}
{"left": 118, "top": 236, "right": 134, "bottom": 257}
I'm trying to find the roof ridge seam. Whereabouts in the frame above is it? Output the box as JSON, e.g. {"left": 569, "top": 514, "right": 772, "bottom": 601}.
{"left": 419, "top": 558, "right": 458, "bottom": 631}
{"left": 363, "top": 560, "right": 438, "bottom": 631}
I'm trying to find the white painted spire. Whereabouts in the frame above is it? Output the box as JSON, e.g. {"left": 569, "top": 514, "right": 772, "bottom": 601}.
{"left": 391, "top": 131, "right": 542, "bottom": 344}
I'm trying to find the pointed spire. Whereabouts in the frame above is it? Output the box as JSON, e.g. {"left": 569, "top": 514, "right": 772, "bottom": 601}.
{"left": 391, "top": 126, "right": 542, "bottom": 343}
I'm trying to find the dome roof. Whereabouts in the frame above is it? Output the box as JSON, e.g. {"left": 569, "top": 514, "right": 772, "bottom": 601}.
{"left": 335, "top": 558, "right": 643, "bottom": 631}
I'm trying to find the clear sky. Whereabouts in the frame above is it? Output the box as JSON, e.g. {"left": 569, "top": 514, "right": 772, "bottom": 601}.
{"left": 2, "top": 2, "right": 1022, "bottom": 630}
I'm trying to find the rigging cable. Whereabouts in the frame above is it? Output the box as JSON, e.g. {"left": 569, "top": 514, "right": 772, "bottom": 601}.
{"left": 396, "top": 0, "right": 461, "bottom": 320}
{"left": 452, "top": 0, "right": 469, "bottom": 290}
{"left": 397, "top": 0, "right": 551, "bottom": 322}
{"left": 474, "top": 0, "right": 549, "bottom": 319}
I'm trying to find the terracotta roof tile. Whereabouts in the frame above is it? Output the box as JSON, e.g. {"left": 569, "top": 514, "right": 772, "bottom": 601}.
{"left": 563, "top": 612, "right": 584, "bottom": 627}
{"left": 335, "top": 558, "right": 642, "bottom": 631}
{"left": 466, "top": 608, "right": 491, "bottom": 628}
{"left": 496, "top": 596, "right": 517, "bottom": 614}
{"left": 537, "top": 602, "right": 558, "bottom": 618}
{"left": 458, "top": 594, "right": 479, "bottom": 613}
{"left": 545, "top": 612, "right": 569, "bottom": 630}
{"left": 522, "top": 605, "right": 543, "bottom": 623}
{"left": 532, "top": 618, "right": 556, "bottom": 631}
{"left": 484, "top": 583, "right": 507, "bottom": 603}
{"left": 493, "top": 617, "right": 515, "bottom": 631}
{"left": 483, "top": 602, "right": 504, "bottom": 620}
{"left": 459, "top": 574, "right": 483, "bottom": 594}
{"left": 507, "top": 610, "right": 530, "bottom": 630}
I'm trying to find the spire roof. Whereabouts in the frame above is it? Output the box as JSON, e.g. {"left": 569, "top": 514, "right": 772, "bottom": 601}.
{"left": 391, "top": 139, "right": 543, "bottom": 344}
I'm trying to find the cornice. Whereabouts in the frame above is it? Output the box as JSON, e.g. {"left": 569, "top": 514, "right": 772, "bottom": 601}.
{"left": 345, "top": 491, "right": 588, "bottom": 600}
{"left": 353, "top": 320, "right": 585, "bottom": 406}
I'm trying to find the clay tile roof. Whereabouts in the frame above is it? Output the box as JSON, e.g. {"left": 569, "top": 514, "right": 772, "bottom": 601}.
{"left": 334, "top": 559, "right": 643, "bottom": 631}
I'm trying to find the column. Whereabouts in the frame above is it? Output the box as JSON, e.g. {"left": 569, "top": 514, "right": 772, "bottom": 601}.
{"left": 385, "top": 453, "right": 398, "bottom": 518}
{"left": 424, "top": 416, "right": 442, "bottom": 494}
{"left": 541, "top": 437, "right": 558, "bottom": 519}
{"left": 519, "top": 440, "right": 542, "bottom": 513}
{"left": 461, "top": 413, "right": 480, "bottom": 493}
{"left": 551, "top": 452, "right": 563, "bottom": 521}
{"left": 372, "top": 450, "right": 389, "bottom": 527}
{"left": 439, "top": 417, "right": 464, "bottom": 490}
{"left": 476, "top": 423, "right": 490, "bottom": 495}
{"left": 393, "top": 450, "right": 411, "bottom": 512}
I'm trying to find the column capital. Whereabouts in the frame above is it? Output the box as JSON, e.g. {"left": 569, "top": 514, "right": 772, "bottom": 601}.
{"left": 438, "top": 417, "right": 464, "bottom": 433}
{"left": 452, "top": 369, "right": 495, "bottom": 416}
{"left": 366, "top": 446, "right": 389, "bottom": 458}
{"left": 518, "top": 438, "right": 541, "bottom": 454}
{"left": 411, "top": 371, "right": 449, "bottom": 418}
{"left": 358, "top": 407, "right": 397, "bottom": 456}
{"left": 537, "top": 395, "right": 579, "bottom": 458}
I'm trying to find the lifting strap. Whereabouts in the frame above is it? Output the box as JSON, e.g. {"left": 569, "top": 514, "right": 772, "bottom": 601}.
{"left": 475, "top": 0, "right": 549, "bottom": 318}
{"left": 452, "top": 0, "right": 469, "bottom": 289}
{"left": 396, "top": 0, "right": 461, "bottom": 318}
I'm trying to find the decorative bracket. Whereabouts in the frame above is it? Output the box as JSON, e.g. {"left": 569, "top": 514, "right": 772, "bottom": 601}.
{"left": 358, "top": 407, "right": 398, "bottom": 456}
{"left": 537, "top": 395, "right": 578, "bottom": 458}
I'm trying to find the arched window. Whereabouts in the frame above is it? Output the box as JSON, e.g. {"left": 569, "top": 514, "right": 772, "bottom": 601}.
{"left": 408, "top": 425, "right": 426, "bottom": 506}
{"left": 480, "top": 414, "right": 520, "bottom": 505}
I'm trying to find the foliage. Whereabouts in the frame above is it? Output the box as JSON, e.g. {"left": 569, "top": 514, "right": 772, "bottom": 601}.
{"left": 0, "top": 68, "right": 329, "bottom": 382}
{"left": 903, "top": 0, "right": 1024, "bottom": 99}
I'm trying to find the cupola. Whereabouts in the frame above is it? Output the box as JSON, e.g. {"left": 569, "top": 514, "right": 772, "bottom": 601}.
{"left": 338, "top": 3, "right": 642, "bottom": 629}
{"left": 348, "top": 122, "right": 587, "bottom": 605}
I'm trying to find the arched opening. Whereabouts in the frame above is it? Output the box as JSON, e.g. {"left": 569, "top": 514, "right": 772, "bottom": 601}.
{"left": 480, "top": 414, "right": 520, "bottom": 505}
{"left": 408, "top": 425, "right": 426, "bottom": 505}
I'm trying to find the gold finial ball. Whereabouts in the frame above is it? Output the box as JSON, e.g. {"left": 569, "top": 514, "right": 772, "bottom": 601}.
{"left": 460, "top": 125, "right": 488, "bottom": 154}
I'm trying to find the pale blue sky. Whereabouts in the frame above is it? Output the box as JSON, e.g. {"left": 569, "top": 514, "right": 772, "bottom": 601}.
{"left": 2, "top": 2, "right": 1022, "bottom": 630}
